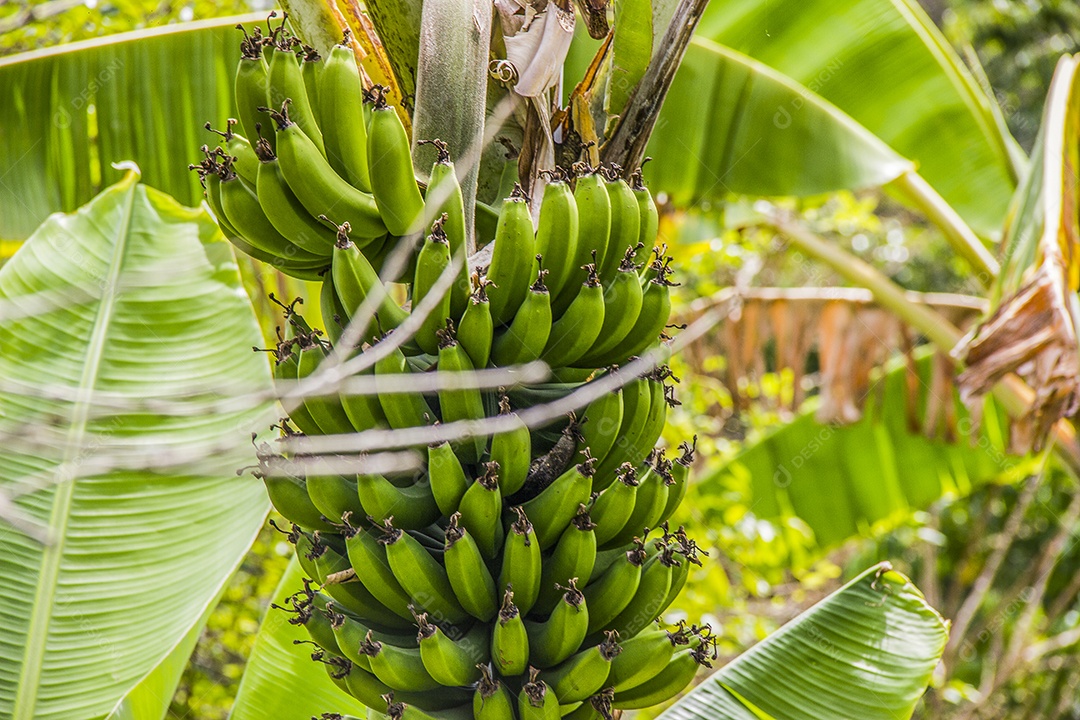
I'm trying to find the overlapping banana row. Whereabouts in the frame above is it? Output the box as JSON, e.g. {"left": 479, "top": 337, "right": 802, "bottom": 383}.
{"left": 202, "top": 14, "right": 717, "bottom": 720}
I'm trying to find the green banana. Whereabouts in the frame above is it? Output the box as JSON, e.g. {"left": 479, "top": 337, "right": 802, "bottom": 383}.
{"left": 631, "top": 167, "right": 659, "bottom": 268}
{"left": 437, "top": 319, "right": 486, "bottom": 463}
{"left": 311, "top": 541, "right": 414, "bottom": 631}
{"left": 591, "top": 375, "right": 652, "bottom": 485}
{"left": 428, "top": 440, "right": 470, "bottom": 515}
{"left": 544, "top": 632, "right": 621, "bottom": 703}
{"left": 541, "top": 261, "right": 605, "bottom": 368}
{"left": 556, "top": 164, "right": 610, "bottom": 316}
{"left": 660, "top": 437, "right": 694, "bottom": 525}
{"left": 342, "top": 662, "right": 394, "bottom": 709}
{"left": 489, "top": 396, "right": 531, "bottom": 495}
{"left": 458, "top": 462, "right": 504, "bottom": 560}
{"left": 602, "top": 453, "right": 669, "bottom": 550}
{"left": 299, "top": 45, "right": 322, "bottom": 118}
{"left": 485, "top": 186, "right": 535, "bottom": 325}
{"left": 519, "top": 667, "right": 560, "bottom": 720}
{"left": 326, "top": 605, "right": 388, "bottom": 668}
{"left": 598, "top": 170, "right": 640, "bottom": 284}
{"left": 205, "top": 120, "right": 259, "bottom": 184}
{"left": 419, "top": 139, "right": 470, "bottom": 316}
{"left": 591, "top": 464, "right": 639, "bottom": 547}
{"left": 583, "top": 541, "right": 645, "bottom": 635}
{"left": 218, "top": 169, "right": 325, "bottom": 266}
{"left": 294, "top": 529, "right": 325, "bottom": 583}
{"left": 591, "top": 255, "right": 675, "bottom": 366}
{"left": 533, "top": 169, "right": 579, "bottom": 299}
{"left": 491, "top": 589, "right": 529, "bottom": 677}
{"left": 319, "top": 39, "right": 371, "bottom": 191}
{"left": 267, "top": 103, "right": 386, "bottom": 239}
{"left": 331, "top": 229, "right": 409, "bottom": 342}
{"left": 521, "top": 455, "right": 596, "bottom": 549}
{"left": 261, "top": 474, "right": 332, "bottom": 531}
{"left": 498, "top": 506, "right": 542, "bottom": 616}
{"left": 574, "top": 246, "right": 644, "bottom": 368}
{"left": 524, "top": 580, "right": 590, "bottom": 667}
{"left": 444, "top": 512, "right": 499, "bottom": 621}
{"left": 416, "top": 612, "right": 487, "bottom": 686}
{"left": 601, "top": 543, "right": 676, "bottom": 641}
{"left": 611, "top": 640, "right": 714, "bottom": 710}
{"left": 234, "top": 27, "right": 271, "bottom": 150}
{"left": 384, "top": 696, "right": 447, "bottom": 720}
{"left": 305, "top": 468, "right": 363, "bottom": 523}
{"left": 368, "top": 88, "right": 425, "bottom": 235}
{"left": 491, "top": 260, "right": 551, "bottom": 367}
{"left": 577, "top": 383, "right": 623, "bottom": 466}
{"left": 561, "top": 692, "right": 612, "bottom": 720}
{"left": 457, "top": 277, "right": 494, "bottom": 369}
{"left": 474, "top": 665, "right": 516, "bottom": 720}
{"left": 413, "top": 219, "right": 453, "bottom": 354}
{"left": 266, "top": 37, "right": 325, "bottom": 154}
{"left": 374, "top": 336, "right": 434, "bottom": 429}
{"left": 536, "top": 505, "right": 597, "bottom": 613}
{"left": 321, "top": 274, "right": 345, "bottom": 344}
{"left": 294, "top": 332, "right": 356, "bottom": 435}
{"left": 360, "top": 630, "right": 441, "bottom": 691}
{"left": 253, "top": 138, "right": 338, "bottom": 255}
{"left": 338, "top": 350, "right": 391, "bottom": 433}
{"left": 379, "top": 519, "right": 470, "bottom": 624}
{"left": 607, "top": 624, "right": 680, "bottom": 692}
{"left": 276, "top": 584, "right": 341, "bottom": 655}
{"left": 344, "top": 522, "right": 415, "bottom": 620}
{"left": 357, "top": 471, "right": 440, "bottom": 530}
{"left": 602, "top": 370, "right": 672, "bottom": 488}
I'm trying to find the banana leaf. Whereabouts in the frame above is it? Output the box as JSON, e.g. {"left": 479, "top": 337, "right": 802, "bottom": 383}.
{"left": 229, "top": 558, "right": 369, "bottom": 720}
{"left": 0, "top": 169, "right": 274, "bottom": 719}
{"left": 661, "top": 563, "right": 947, "bottom": 720}
{"left": 702, "top": 353, "right": 1027, "bottom": 549}
{"left": 0, "top": 14, "right": 262, "bottom": 241}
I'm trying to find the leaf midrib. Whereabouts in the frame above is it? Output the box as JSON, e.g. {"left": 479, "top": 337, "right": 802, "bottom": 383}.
{"left": 12, "top": 178, "right": 137, "bottom": 720}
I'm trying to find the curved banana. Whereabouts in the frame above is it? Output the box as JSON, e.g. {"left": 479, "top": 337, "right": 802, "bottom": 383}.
{"left": 536, "top": 505, "right": 597, "bottom": 614}
{"left": 574, "top": 246, "right": 644, "bottom": 368}
{"left": 419, "top": 139, "right": 470, "bottom": 316}
{"left": 592, "top": 254, "right": 675, "bottom": 366}
{"left": 555, "top": 164, "right": 610, "bottom": 315}
{"left": 524, "top": 580, "right": 590, "bottom": 667}
{"left": 457, "top": 277, "right": 494, "bottom": 368}
{"left": 518, "top": 667, "right": 560, "bottom": 720}
{"left": 521, "top": 455, "right": 596, "bottom": 549}
{"left": 598, "top": 169, "right": 640, "bottom": 284}
{"left": 332, "top": 230, "right": 409, "bottom": 343}
{"left": 344, "top": 523, "right": 415, "bottom": 621}
{"left": 368, "top": 88, "right": 425, "bottom": 236}
{"left": 474, "top": 665, "right": 516, "bottom": 720}
{"left": 491, "top": 589, "right": 529, "bottom": 677}
{"left": 489, "top": 396, "right": 531, "bottom": 495}
{"left": 491, "top": 261, "right": 552, "bottom": 367}
{"left": 357, "top": 472, "right": 440, "bottom": 530}
{"left": 305, "top": 468, "right": 363, "bottom": 523}
{"left": 583, "top": 542, "right": 646, "bottom": 635}
{"left": 380, "top": 519, "right": 470, "bottom": 624}
{"left": 541, "top": 262, "right": 605, "bottom": 369}
{"left": 533, "top": 168, "right": 579, "bottom": 299}
{"left": 601, "top": 543, "right": 676, "bottom": 641}
{"left": 602, "top": 454, "right": 669, "bottom": 550}
{"left": 374, "top": 338, "right": 435, "bottom": 429}
{"left": 544, "top": 632, "right": 621, "bottom": 703}
{"left": 360, "top": 631, "right": 441, "bottom": 691}
{"left": 234, "top": 28, "right": 271, "bottom": 150}
{"left": 413, "top": 219, "right": 453, "bottom": 354}
{"left": 591, "top": 464, "right": 639, "bottom": 547}
{"left": 444, "top": 512, "right": 499, "bottom": 621}
{"left": 607, "top": 624, "right": 679, "bottom": 692}
{"left": 660, "top": 437, "right": 695, "bottom": 525}
{"left": 498, "top": 506, "right": 542, "bottom": 616}
{"left": 319, "top": 39, "right": 371, "bottom": 191}
{"left": 485, "top": 185, "right": 535, "bottom": 325}
{"left": 266, "top": 38, "right": 325, "bottom": 154}
{"left": 611, "top": 641, "right": 713, "bottom": 710}
{"left": 436, "top": 319, "right": 486, "bottom": 463}
{"left": 253, "top": 138, "right": 338, "bottom": 255}
{"left": 578, "top": 383, "right": 623, "bottom": 466}
{"left": 458, "top": 462, "right": 504, "bottom": 560}
{"left": 428, "top": 440, "right": 470, "bottom": 516}
{"left": 417, "top": 611, "right": 488, "bottom": 686}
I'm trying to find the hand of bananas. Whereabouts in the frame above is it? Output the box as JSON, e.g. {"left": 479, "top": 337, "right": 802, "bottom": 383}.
{"left": 206, "top": 15, "right": 715, "bottom": 720}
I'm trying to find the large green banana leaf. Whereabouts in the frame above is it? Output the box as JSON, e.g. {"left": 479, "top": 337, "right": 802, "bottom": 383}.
{"left": 0, "top": 169, "right": 273, "bottom": 720}
{"left": 661, "top": 563, "right": 947, "bottom": 720}
{"left": 229, "top": 558, "right": 369, "bottom": 720}
{"left": 0, "top": 14, "right": 262, "bottom": 241}
{"left": 702, "top": 354, "right": 1027, "bottom": 548}
{"left": 621, "top": 0, "right": 1021, "bottom": 237}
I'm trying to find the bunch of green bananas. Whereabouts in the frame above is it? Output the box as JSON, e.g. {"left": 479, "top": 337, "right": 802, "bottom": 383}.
{"left": 204, "top": 15, "right": 718, "bottom": 720}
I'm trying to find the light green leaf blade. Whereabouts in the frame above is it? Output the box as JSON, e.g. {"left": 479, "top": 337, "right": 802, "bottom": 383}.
{"left": 230, "top": 557, "right": 369, "bottom": 720}
{"left": 646, "top": 39, "right": 912, "bottom": 205}
{"left": 661, "top": 564, "right": 948, "bottom": 720}
{"left": 704, "top": 352, "right": 1026, "bottom": 548}
{"left": 0, "top": 170, "right": 273, "bottom": 720}
{"left": 0, "top": 15, "right": 260, "bottom": 241}
{"left": 680, "top": 0, "right": 1019, "bottom": 235}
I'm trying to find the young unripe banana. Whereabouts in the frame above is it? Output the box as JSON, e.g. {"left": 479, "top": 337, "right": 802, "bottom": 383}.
{"left": 305, "top": 468, "right": 363, "bottom": 523}
{"left": 343, "top": 521, "right": 415, "bottom": 621}
{"left": 578, "top": 381, "right": 624, "bottom": 466}
{"left": 541, "top": 261, "right": 606, "bottom": 368}
{"left": 524, "top": 580, "right": 589, "bottom": 667}
{"left": 611, "top": 638, "right": 715, "bottom": 710}
{"left": 544, "top": 631, "right": 621, "bottom": 703}
{"left": 591, "top": 375, "right": 652, "bottom": 485}
{"left": 277, "top": 583, "right": 341, "bottom": 655}
{"left": 521, "top": 454, "right": 596, "bottom": 550}
{"left": 457, "top": 276, "right": 494, "bottom": 369}
{"left": 583, "top": 541, "right": 646, "bottom": 635}
{"left": 374, "top": 335, "right": 435, "bottom": 429}
{"left": 444, "top": 512, "right": 499, "bottom": 621}
{"left": 458, "top": 462, "right": 504, "bottom": 560}
{"left": 563, "top": 690, "right": 615, "bottom": 720}
{"left": 205, "top": 120, "right": 260, "bottom": 184}
{"left": 253, "top": 138, "right": 338, "bottom": 255}
{"left": 660, "top": 437, "right": 695, "bottom": 525}
{"left": 607, "top": 624, "right": 681, "bottom": 692}
{"left": 416, "top": 611, "right": 488, "bottom": 686}
{"left": 603, "top": 454, "right": 670, "bottom": 549}
{"left": 598, "top": 169, "right": 640, "bottom": 284}
{"left": 631, "top": 166, "right": 659, "bottom": 268}
{"left": 574, "top": 246, "right": 645, "bottom": 368}
{"left": 485, "top": 185, "right": 535, "bottom": 325}
{"left": 419, "top": 139, "right": 470, "bottom": 316}
{"left": 368, "top": 87, "right": 425, "bottom": 235}
{"left": 533, "top": 168, "right": 579, "bottom": 299}
{"left": 491, "top": 589, "right": 529, "bottom": 677}
{"left": 428, "top": 440, "right": 470, "bottom": 515}
{"left": 330, "top": 228, "right": 409, "bottom": 343}
{"left": 383, "top": 695, "right": 446, "bottom": 720}
{"left": 299, "top": 44, "right": 322, "bottom": 115}
{"left": 474, "top": 665, "right": 516, "bottom": 720}
{"left": 519, "top": 667, "right": 560, "bottom": 720}
{"left": 266, "top": 38, "right": 325, "bottom": 154}
{"left": 489, "top": 396, "right": 531, "bottom": 495}
{"left": 600, "top": 370, "right": 671, "bottom": 489}
{"left": 556, "top": 164, "right": 610, "bottom": 315}
{"left": 234, "top": 28, "right": 271, "bottom": 150}
{"left": 491, "top": 260, "right": 552, "bottom": 367}
{"left": 338, "top": 352, "right": 391, "bottom": 434}
{"left": 379, "top": 519, "right": 470, "bottom": 624}
{"left": 266, "top": 102, "right": 387, "bottom": 240}
{"left": 436, "top": 320, "right": 486, "bottom": 463}
{"left": 591, "top": 464, "right": 640, "bottom": 546}
{"left": 413, "top": 218, "right": 453, "bottom": 354}
{"left": 294, "top": 332, "right": 356, "bottom": 435}
{"left": 498, "top": 507, "right": 542, "bottom": 616}
{"left": 601, "top": 543, "right": 677, "bottom": 641}
{"left": 319, "top": 38, "right": 372, "bottom": 191}
{"left": 360, "top": 631, "right": 441, "bottom": 691}
{"left": 536, "top": 505, "right": 597, "bottom": 613}
{"left": 357, "top": 471, "right": 440, "bottom": 530}
{"left": 262, "top": 474, "right": 332, "bottom": 531}
{"left": 292, "top": 528, "right": 325, "bottom": 583}
{"left": 593, "top": 254, "right": 676, "bottom": 366}
{"left": 218, "top": 169, "right": 325, "bottom": 266}
{"left": 311, "top": 541, "right": 413, "bottom": 631}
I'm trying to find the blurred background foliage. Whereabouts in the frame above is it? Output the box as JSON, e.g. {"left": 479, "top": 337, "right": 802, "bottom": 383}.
{"left": 3, "top": 0, "right": 1079, "bottom": 718}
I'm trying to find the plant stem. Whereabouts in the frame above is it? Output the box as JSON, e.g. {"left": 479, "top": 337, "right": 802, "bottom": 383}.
{"left": 891, "top": 171, "right": 1001, "bottom": 284}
